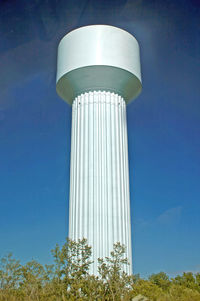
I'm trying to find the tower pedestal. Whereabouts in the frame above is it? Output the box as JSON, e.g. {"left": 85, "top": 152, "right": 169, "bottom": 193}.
{"left": 69, "top": 91, "right": 132, "bottom": 275}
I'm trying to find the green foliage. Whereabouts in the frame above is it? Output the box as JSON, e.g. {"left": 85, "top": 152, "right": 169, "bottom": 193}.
{"left": 98, "top": 242, "right": 131, "bottom": 300}
{"left": 0, "top": 239, "right": 200, "bottom": 301}
{"left": 149, "top": 272, "right": 170, "bottom": 291}
{"left": 0, "top": 253, "right": 21, "bottom": 290}
{"left": 130, "top": 279, "right": 164, "bottom": 301}
{"left": 51, "top": 238, "right": 94, "bottom": 300}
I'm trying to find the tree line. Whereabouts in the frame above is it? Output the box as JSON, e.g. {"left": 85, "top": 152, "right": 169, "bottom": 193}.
{"left": 0, "top": 238, "right": 200, "bottom": 301}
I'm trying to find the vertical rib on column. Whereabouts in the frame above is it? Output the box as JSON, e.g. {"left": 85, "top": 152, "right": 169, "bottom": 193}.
{"left": 68, "top": 91, "right": 132, "bottom": 275}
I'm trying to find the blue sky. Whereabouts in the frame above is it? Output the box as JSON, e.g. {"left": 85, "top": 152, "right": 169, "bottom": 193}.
{"left": 0, "top": 0, "right": 199, "bottom": 278}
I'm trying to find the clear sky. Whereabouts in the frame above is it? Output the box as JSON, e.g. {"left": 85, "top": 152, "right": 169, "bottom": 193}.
{"left": 0, "top": 0, "right": 199, "bottom": 278}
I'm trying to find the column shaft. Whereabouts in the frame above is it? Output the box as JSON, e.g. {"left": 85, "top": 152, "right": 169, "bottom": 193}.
{"left": 69, "top": 91, "right": 132, "bottom": 275}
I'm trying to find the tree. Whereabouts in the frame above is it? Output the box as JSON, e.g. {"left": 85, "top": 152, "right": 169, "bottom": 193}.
{"left": 172, "top": 272, "right": 197, "bottom": 291}
{"left": 149, "top": 272, "right": 171, "bottom": 290}
{"left": 51, "top": 238, "right": 93, "bottom": 300}
{"left": 20, "top": 260, "right": 53, "bottom": 300}
{"left": 98, "top": 242, "right": 131, "bottom": 300}
{"left": 130, "top": 279, "right": 164, "bottom": 301}
{"left": 0, "top": 253, "right": 21, "bottom": 290}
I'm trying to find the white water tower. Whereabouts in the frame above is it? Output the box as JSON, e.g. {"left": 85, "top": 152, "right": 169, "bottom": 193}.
{"left": 56, "top": 25, "right": 142, "bottom": 275}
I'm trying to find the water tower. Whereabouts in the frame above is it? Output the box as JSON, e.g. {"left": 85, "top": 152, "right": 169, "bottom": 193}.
{"left": 56, "top": 25, "right": 142, "bottom": 275}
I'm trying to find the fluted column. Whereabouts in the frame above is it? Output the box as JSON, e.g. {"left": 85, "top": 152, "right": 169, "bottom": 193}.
{"left": 68, "top": 91, "right": 132, "bottom": 275}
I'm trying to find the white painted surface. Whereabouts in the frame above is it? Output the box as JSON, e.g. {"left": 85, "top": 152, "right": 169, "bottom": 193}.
{"left": 69, "top": 91, "right": 132, "bottom": 275}
{"left": 56, "top": 25, "right": 142, "bottom": 104}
